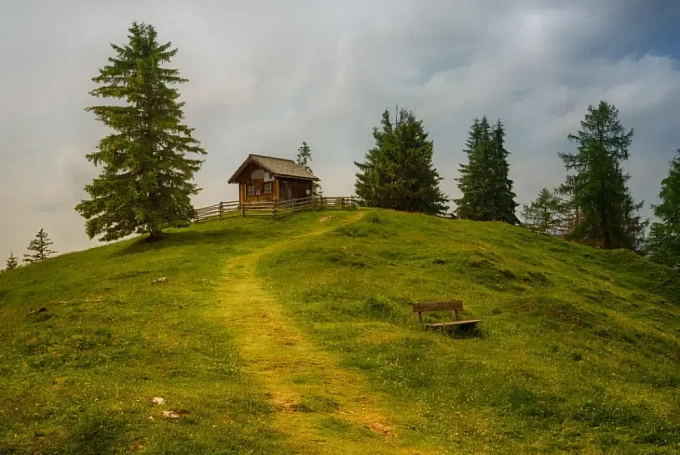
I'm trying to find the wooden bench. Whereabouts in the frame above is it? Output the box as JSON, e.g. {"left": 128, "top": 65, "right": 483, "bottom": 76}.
{"left": 413, "top": 300, "right": 481, "bottom": 328}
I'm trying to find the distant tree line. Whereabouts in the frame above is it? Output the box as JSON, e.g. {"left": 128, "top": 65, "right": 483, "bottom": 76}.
{"left": 53, "top": 21, "right": 677, "bottom": 272}
{"left": 354, "top": 108, "right": 519, "bottom": 222}
{"left": 3, "top": 228, "right": 56, "bottom": 272}
{"left": 354, "top": 101, "right": 680, "bottom": 268}
{"left": 520, "top": 101, "right": 680, "bottom": 269}
{"left": 647, "top": 151, "right": 680, "bottom": 268}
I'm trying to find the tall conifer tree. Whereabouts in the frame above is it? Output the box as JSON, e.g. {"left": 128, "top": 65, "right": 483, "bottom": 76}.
{"left": 455, "top": 116, "right": 518, "bottom": 223}
{"left": 647, "top": 150, "right": 680, "bottom": 267}
{"left": 489, "top": 120, "right": 519, "bottom": 223}
{"left": 76, "top": 22, "right": 206, "bottom": 242}
{"left": 456, "top": 118, "right": 488, "bottom": 220}
{"left": 558, "top": 101, "right": 644, "bottom": 249}
{"left": 355, "top": 108, "right": 448, "bottom": 214}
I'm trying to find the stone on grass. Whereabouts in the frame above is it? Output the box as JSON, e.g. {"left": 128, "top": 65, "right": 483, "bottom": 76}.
{"left": 162, "top": 410, "right": 180, "bottom": 419}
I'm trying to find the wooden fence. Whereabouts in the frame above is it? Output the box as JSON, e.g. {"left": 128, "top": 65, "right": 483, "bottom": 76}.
{"left": 194, "top": 200, "right": 241, "bottom": 221}
{"left": 194, "top": 196, "right": 358, "bottom": 222}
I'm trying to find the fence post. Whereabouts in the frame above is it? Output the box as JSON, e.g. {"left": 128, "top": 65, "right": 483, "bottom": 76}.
{"left": 293, "top": 198, "right": 297, "bottom": 212}
{"left": 219, "top": 201, "right": 224, "bottom": 219}
{"left": 241, "top": 202, "right": 245, "bottom": 218}
{"left": 273, "top": 200, "right": 278, "bottom": 218}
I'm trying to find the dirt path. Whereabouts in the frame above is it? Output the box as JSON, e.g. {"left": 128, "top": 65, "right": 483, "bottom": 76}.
{"left": 215, "top": 213, "right": 434, "bottom": 454}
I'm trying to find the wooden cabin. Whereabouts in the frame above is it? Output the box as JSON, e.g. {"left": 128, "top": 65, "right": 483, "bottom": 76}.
{"left": 228, "top": 154, "right": 319, "bottom": 204}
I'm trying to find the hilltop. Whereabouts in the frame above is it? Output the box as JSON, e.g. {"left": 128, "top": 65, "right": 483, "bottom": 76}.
{"left": 1, "top": 209, "right": 679, "bottom": 454}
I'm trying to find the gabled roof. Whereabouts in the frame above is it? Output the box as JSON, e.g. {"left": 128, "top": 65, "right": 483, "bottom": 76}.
{"left": 228, "top": 154, "right": 319, "bottom": 183}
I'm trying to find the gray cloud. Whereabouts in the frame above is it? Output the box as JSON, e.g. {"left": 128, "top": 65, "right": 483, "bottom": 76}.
{"left": 1, "top": 0, "right": 679, "bottom": 260}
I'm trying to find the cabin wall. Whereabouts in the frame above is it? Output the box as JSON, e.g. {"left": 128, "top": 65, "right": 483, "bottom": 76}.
{"left": 278, "top": 178, "right": 313, "bottom": 201}
{"left": 236, "top": 163, "right": 277, "bottom": 203}
{"left": 239, "top": 181, "right": 276, "bottom": 203}
{"left": 233, "top": 162, "right": 314, "bottom": 203}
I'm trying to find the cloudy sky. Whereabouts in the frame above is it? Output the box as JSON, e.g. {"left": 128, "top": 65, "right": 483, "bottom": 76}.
{"left": 1, "top": 0, "right": 680, "bottom": 260}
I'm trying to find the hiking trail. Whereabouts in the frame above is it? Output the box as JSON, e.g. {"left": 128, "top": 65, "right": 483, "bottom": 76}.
{"left": 216, "top": 213, "right": 436, "bottom": 454}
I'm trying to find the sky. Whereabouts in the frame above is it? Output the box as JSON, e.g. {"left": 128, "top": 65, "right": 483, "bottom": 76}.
{"left": 1, "top": 0, "right": 680, "bottom": 261}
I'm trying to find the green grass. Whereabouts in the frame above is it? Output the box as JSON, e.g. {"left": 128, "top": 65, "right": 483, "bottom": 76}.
{"left": 0, "top": 213, "right": 330, "bottom": 454}
{"left": 258, "top": 209, "right": 680, "bottom": 454}
{"left": 1, "top": 208, "right": 679, "bottom": 454}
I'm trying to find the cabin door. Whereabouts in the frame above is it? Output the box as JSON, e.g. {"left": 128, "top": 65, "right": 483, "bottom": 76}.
{"left": 280, "top": 180, "right": 293, "bottom": 201}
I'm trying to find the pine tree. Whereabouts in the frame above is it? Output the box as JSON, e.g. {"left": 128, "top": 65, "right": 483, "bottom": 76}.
{"left": 522, "top": 188, "right": 563, "bottom": 234}
{"left": 647, "top": 150, "right": 680, "bottom": 268}
{"left": 558, "top": 101, "right": 644, "bottom": 250}
{"left": 5, "top": 252, "right": 19, "bottom": 270}
{"left": 354, "top": 108, "right": 448, "bottom": 214}
{"left": 355, "top": 110, "right": 394, "bottom": 208}
{"left": 488, "top": 120, "right": 519, "bottom": 223}
{"left": 622, "top": 189, "right": 647, "bottom": 252}
{"left": 455, "top": 117, "right": 518, "bottom": 223}
{"left": 23, "top": 229, "right": 56, "bottom": 264}
{"left": 455, "top": 118, "right": 487, "bottom": 220}
{"left": 75, "top": 22, "right": 206, "bottom": 242}
{"left": 296, "top": 141, "right": 322, "bottom": 198}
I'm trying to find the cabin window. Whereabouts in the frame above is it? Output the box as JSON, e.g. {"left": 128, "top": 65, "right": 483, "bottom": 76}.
{"left": 246, "top": 184, "right": 255, "bottom": 196}
{"left": 263, "top": 182, "right": 272, "bottom": 194}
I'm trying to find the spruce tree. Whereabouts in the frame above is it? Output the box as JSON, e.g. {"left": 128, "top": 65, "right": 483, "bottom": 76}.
{"left": 23, "top": 229, "right": 56, "bottom": 264}
{"left": 455, "top": 118, "right": 486, "bottom": 220}
{"left": 558, "top": 101, "right": 644, "bottom": 249}
{"left": 521, "top": 188, "right": 563, "bottom": 234}
{"left": 5, "top": 252, "right": 19, "bottom": 270}
{"left": 488, "top": 120, "right": 519, "bottom": 223}
{"left": 296, "top": 141, "right": 322, "bottom": 198}
{"left": 455, "top": 117, "right": 518, "bottom": 223}
{"left": 647, "top": 150, "right": 680, "bottom": 268}
{"left": 622, "top": 189, "right": 647, "bottom": 252}
{"left": 354, "top": 108, "right": 448, "bottom": 214}
{"left": 76, "top": 22, "right": 206, "bottom": 242}
{"left": 355, "top": 110, "right": 394, "bottom": 208}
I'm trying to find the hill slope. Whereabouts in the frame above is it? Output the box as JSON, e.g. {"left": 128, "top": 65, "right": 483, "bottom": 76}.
{"left": 1, "top": 209, "right": 679, "bottom": 454}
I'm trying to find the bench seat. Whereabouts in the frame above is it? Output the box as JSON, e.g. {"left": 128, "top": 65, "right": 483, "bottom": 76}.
{"left": 424, "top": 319, "right": 481, "bottom": 328}
{"left": 413, "top": 300, "right": 480, "bottom": 329}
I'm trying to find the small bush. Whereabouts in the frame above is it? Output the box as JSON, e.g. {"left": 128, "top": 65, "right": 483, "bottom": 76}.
{"left": 501, "top": 269, "right": 517, "bottom": 279}
{"left": 364, "top": 212, "right": 387, "bottom": 224}
{"left": 364, "top": 296, "right": 397, "bottom": 320}
{"left": 572, "top": 399, "right": 645, "bottom": 427}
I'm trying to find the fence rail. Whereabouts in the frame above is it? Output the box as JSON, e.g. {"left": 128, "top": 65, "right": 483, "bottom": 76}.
{"left": 194, "top": 196, "right": 358, "bottom": 222}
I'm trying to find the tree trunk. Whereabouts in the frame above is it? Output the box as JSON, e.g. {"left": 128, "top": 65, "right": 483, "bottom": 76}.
{"left": 147, "top": 227, "right": 164, "bottom": 242}
{"left": 601, "top": 210, "right": 612, "bottom": 249}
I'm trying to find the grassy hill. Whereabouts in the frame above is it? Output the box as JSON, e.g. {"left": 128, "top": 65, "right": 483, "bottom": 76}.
{"left": 1, "top": 209, "right": 679, "bottom": 454}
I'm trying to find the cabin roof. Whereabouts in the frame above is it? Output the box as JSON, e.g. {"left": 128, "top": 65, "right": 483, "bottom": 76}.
{"left": 228, "top": 154, "right": 319, "bottom": 183}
